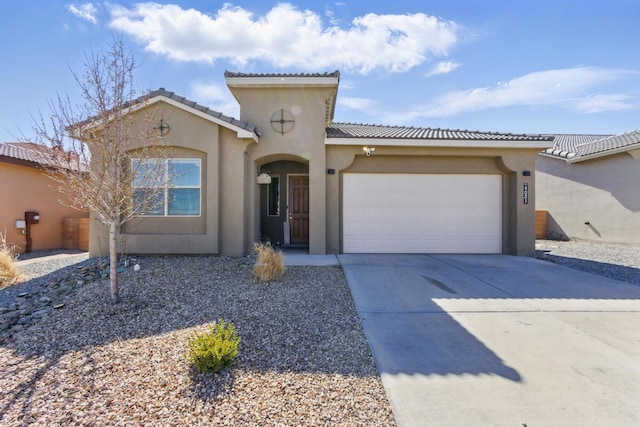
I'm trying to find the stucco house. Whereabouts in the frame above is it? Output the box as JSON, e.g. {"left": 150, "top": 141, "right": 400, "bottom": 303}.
{"left": 536, "top": 130, "right": 640, "bottom": 243}
{"left": 0, "top": 142, "right": 89, "bottom": 253}
{"left": 89, "top": 71, "right": 552, "bottom": 257}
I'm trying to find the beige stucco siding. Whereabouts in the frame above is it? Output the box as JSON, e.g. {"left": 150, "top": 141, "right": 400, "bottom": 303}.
{"left": 0, "top": 161, "right": 87, "bottom": 253}
{"left": 536, "top": 153, "right": 640, "bottom": 243}
{"left": 90, "top": 101, "right": 229, "bottom": 255}
{"left": 219, "top": 128, "right": 252, "bottom": 256}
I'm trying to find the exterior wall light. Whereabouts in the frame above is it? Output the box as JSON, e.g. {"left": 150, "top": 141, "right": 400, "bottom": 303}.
{"left": 362, "top": 146, "right": 375, "bottom": 156}
{"left": 257, "top": 173, "right": 272, "bottom": 184}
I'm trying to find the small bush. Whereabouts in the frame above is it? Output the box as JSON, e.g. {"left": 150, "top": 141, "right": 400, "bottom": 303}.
{"left": 0, "top": 232, "right": 24, "bottom": 289}
{"left": 253, "top": 242, "right": 285, "bottom": 281}
{"left": 187, "top": 319, "right": 240, "bottom": 373}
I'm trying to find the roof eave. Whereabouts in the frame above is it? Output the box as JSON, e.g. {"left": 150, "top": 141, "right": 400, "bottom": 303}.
{"left": 0, "top": 155, "right": 42, "bottom": 169}
{"left": 155, "top": 96, "right": 259, "bottom": 142}
{"left": 225, "top": 75, "right": 340, "bottom": 88}
{"left": 567, "top": 142, "right": 640, "bottom": 163}
{"left": 78, "top": 95, "right": 259, "bottom": 143}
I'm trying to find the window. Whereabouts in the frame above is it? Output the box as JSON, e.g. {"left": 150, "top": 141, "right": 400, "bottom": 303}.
{"left": 267, "top": 175, "right": 280, "bottom": 216}
{"left": 132, "top": 158, "right": 201, "bottom": 216}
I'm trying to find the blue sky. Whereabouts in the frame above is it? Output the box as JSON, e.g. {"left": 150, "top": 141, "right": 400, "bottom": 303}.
{"left": 2, "top": 0, "right": 639, "bottom": 142}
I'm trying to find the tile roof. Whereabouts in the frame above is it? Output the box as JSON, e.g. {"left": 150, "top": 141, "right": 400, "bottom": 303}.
{"left": 575, "top": 129, "right": 640, "bottom": 157}
{"left": 541, "top": 134, "right": 612, "bottom": 158}
{"left": 541, "top": 131, "right": 640, "bottom": 161}
{"left": 142, "top": 88, "right": 257, "bottom": 134}
{"left": 0, "top": 142, "right": 85, "bottom": 170}
{"left": 224, "top": 70, "right": 340, "bottom": 79}
{"left": 0, "top": 142, "right": 48, "bottom": 165}
{"left": 326, "top": 122, "right": 554, "bottom": 142}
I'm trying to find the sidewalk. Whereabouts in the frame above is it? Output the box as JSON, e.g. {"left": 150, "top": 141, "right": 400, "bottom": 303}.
{"left": 282, "top": 249, "right": 339, "bottom": 266}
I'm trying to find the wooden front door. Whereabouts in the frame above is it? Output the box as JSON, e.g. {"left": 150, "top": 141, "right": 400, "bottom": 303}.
{"left": 288, "top": 175, "right": 309, "bottom": 244}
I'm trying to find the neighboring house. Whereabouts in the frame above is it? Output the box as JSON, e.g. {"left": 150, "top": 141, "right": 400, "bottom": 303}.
{"left": 0, "top": 142, "right": 89, "bottom": 253}
{"left": 89, "top": 71, "right": 552, "bottom": 257}
{"left": 536, "top": 130, "right": 640, "bottom": 243}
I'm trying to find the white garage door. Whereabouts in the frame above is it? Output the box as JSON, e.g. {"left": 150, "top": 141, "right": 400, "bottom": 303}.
{"left": 343, "top": 174, "right": 502, "bottom": 253}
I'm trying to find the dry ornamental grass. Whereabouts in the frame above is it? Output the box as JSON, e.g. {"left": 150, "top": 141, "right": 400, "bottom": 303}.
{"left": 0, "top": 255, "right": 395, "bottom": 426}
{"left": 253, "top": 242, "right": 286, "bottom": 282}
{"left": 0, "top": 233, "right": 25, "bottom": 289}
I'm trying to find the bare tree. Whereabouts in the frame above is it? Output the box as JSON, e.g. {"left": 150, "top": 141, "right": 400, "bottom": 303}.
{"left": 29, "top": 38, "right": 169, "bottom": 304}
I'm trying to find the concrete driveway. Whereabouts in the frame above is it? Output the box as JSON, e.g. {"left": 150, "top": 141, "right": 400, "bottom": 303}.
{"left": 338, "top": 254, "right": 640, "bottom": 427}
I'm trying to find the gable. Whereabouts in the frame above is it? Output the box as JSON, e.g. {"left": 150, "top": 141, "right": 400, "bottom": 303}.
{"left": 143, "top": 90, "right": 258, "bottom": 141}
{"left": 76, "top": 88, "right": 259, "bottom": 143}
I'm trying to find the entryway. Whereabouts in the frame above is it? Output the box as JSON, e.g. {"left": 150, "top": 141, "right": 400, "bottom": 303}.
{"left": 259, "top": 160, "right": 309, "bottom": 248}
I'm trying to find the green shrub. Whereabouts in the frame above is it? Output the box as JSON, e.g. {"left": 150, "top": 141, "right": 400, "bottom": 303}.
{"left": 253, "top": 242, "right": 285, "bottom": 281}
{"left": 187, "top": 319, "right": 240, "bottom": 373}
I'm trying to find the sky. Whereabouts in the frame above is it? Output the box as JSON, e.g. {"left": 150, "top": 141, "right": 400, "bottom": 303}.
{"left": 1, "top": 0, "right": 639, "bottom": 142}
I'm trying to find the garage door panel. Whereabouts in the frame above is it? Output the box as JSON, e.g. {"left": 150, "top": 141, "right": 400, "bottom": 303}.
{"left": 343, "top": 174, "right": 502, "bottom": 254}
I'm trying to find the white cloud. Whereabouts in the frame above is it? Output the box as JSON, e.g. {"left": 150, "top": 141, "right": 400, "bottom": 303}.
{"left": 189, "top": 82, "right": 240, "bottom": 118}
{"left": 107, "top": 3, "right": 459, "bottom": 73}
{"left": 425, "top": 61, "right": 461, "bottom": 77}
{"left": 408, "top": 66, "right": 637, "bottom": 119}
{"left": 572, "top": 94, "right": 634, "bottom": 114}
{"left": 67, "top": 3, "right": 98, "bottom": 24}
{"left": 338, "top": 96, "right": 378, "bottom": 111}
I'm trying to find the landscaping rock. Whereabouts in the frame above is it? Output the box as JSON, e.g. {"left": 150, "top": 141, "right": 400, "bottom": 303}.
{"left": 0, "top": 257, "right": 120, "bottom": 337}
{"left": 0, "top": 256, "right": 395, "bottom": 426}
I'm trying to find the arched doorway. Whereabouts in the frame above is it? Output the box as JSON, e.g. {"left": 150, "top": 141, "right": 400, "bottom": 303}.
{"left": 259, "top": 160, "right": 309, "bottom": 247}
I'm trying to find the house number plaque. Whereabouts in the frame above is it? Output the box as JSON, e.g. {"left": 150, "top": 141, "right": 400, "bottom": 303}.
{"left": 523, "top": 182, "right": 529, "bottom": 204}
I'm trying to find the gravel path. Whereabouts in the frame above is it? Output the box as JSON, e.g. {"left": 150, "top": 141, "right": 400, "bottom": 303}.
{"left": 535, "top": 239, "right": 640, "bottom": 285}
{"left": 1, "top": 255, "right": 395, "bottom": 426}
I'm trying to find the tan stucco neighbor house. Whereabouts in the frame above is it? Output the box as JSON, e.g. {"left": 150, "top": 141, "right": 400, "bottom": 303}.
{"left": 89, "top": 71, "right": 553, "bottom": 258}
{"left": 0, "top": 142, "right": 89, "bottom": 253}
{"left": 536, "top": 130, "right": 640, "bottom": 243}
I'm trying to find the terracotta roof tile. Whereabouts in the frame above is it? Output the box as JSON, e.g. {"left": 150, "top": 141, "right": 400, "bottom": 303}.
{"left": 0, "top": 142, "right": 85, "bottom": 170}
{"left": 0, "top": 143, "right": 37, "bottom": 163}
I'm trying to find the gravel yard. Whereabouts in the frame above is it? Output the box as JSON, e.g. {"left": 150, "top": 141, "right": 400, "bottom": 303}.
{"left": 535, "top": 239, "right": 640, "bottom": 285}
{"left": 1, "top": 255, "right": 395, "bottom": 426}
{"left": 2, "top": 240, "right": 638, "bottom": 426}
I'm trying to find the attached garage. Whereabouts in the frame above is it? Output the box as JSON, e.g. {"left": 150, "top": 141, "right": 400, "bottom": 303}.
{"left": 343, "top": 173, "right": 502, "bottom": 254}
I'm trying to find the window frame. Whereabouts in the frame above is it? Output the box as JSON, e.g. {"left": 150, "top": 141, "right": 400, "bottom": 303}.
{"left": 132, "top": 157, "right": 202, "bottom": 217}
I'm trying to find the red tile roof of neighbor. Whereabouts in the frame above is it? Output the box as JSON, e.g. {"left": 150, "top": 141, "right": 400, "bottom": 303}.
{"left": 0, "top": 142, "right": 85, "bottom": 171}
{"left": 0, "top": 142, "right": 46, "bottom": 164}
